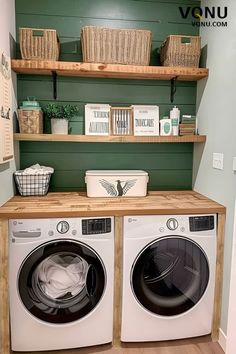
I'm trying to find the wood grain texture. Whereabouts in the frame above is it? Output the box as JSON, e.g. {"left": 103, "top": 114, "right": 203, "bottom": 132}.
{"left": 0, "top": 220, "right": 10, "bottom": 354}
{"left": 0, "top": 191, "right": 226, "bottom": 219}
{"left": 11, "top": 60, "right": 209, "bottom": 81}
{"left": 14, "top": 133, "right": 207, "bottom": 143}
{"left": 14, "top": 335, "right": 224, "bottom": 354}
{"left": 212, "top": 213, "right": 226, "bottom": 341}
{"left": 113, "top": 217, "right": 123, "bottom": 347}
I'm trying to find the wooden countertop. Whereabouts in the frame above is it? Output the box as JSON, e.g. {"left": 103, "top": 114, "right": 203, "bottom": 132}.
{"left": 0, "top": 191, "right": 225, "bottom": 219}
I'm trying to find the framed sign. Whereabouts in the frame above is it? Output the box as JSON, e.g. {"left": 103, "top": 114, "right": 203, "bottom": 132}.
{"left": 85, "top": 104, "right": 110, "bottom": 135}
{"left": 0, "top": 51, "right": 14, "bottom": 163}
{"left": 132, "top": 105, "right": 159, "bottom": 136}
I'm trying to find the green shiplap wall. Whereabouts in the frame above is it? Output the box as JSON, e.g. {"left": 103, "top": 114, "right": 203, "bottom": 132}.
{"left": 16, "top": 0, "right": 199, "bottom": 192}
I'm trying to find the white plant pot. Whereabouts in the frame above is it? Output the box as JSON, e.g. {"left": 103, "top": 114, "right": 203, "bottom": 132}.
{"left": 51, "top": 118, "right": 68, "bottom": 134}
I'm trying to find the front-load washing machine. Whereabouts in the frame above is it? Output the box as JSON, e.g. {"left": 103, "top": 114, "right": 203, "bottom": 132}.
{"left": 9, "top": 217, "right": 114, "bottom": 351}
{"left": 121, "top": 214, "right": 216, "bottom": 342}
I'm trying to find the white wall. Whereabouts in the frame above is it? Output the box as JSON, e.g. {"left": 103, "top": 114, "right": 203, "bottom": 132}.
{"left": 193, "top": 0, "right": 236, "bottom": 336}
{"left": 226, "top": 201, "right": 236, "bottom": 353}
{"left": 0, "top": 0, "right": 18, "bottom": 206}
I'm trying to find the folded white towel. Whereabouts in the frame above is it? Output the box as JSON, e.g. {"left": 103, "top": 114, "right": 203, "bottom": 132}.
{"left": 36, "top": 254, "right": 89, "bottom": 299}
{"left": 22, "top": 163, "right": 54, "bottom": 175}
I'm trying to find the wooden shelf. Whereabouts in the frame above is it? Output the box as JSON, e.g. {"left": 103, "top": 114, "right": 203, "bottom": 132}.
{"left": 14, "top": 133, "right": 206, "bottom": 143}
{"left": 11, "top": 60, "right": 208, "bottom": 81}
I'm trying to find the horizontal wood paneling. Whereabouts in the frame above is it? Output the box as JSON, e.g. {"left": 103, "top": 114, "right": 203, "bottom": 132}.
{"left": 20, "top": 142, "right": 193, "bottom": 191}
{"left": 16, "top": 0, "right": 199, "bottom": 191}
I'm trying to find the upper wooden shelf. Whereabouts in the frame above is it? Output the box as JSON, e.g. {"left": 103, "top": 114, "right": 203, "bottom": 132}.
{"left": 11, "top": 60, "right": 209, "bottom": 81}
{"left": 14, "top": 133, "right": 206, "bottom": 143}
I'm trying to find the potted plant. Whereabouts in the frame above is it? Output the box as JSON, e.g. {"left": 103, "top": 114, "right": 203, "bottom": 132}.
{"left": 43, "top": 103, "right": 79, "bottom": 134}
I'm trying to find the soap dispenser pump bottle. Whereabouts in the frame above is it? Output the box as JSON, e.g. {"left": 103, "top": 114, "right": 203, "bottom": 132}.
{"left": 170, "top": 106, "right": 180, "bottom": 121}
{"left": 170, "top": 106, "right": 180, "bottom": 136}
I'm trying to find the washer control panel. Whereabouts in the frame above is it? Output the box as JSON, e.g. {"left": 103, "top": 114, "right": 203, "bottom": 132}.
{"left": 56, "top": 221, "right": 70, "bottom": 234}
{"left": 82, "top": 218, "right": 112, "bottom": 235}
{"left": 166, "top": 218, "right": 179, "bottom": 230}
{"left": 189, "top": 215, "right": 215, "bottom": 232}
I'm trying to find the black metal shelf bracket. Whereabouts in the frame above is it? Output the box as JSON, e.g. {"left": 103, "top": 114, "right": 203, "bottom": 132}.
{"left": 52, "top": 71, "right": 57, "bottom": 100}
{"left": 170, "top": 76, "right": 178, "bottom": 103}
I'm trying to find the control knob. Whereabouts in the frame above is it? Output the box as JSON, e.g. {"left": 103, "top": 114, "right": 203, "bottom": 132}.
{"left": 166, "top": 218, "right": 178, "bottom": 230}
{"left": 57, "top": 221, "right": 70, "bottom": 234}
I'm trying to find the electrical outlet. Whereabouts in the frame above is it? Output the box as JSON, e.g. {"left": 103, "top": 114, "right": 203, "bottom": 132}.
{"left": 213, "top": 153, "right": 224, "bottom": 170}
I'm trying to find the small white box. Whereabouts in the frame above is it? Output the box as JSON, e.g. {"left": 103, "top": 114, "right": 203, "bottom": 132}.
{"left": 85, "top": 104, "right": 110, "bottom": 135}
{"left": 132, "top": 105, "right": 159, "bottom": 136}
{"left": 85, "top": 170, "right": 149, "bottom": 197}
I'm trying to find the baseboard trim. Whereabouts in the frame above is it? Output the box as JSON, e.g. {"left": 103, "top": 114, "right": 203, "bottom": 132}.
{"left": 218, "top": 328, "right": 226, "bottom": 352}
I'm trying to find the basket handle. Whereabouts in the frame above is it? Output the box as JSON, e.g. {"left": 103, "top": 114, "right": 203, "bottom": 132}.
{"left": 22, "top": 28, "right": 56, "bottom": 36}
{"left": 180, "top": 36, "right": 192, "bottom": 44}
{"left": 32, "top": 29, "right": 45, "bottom": 37}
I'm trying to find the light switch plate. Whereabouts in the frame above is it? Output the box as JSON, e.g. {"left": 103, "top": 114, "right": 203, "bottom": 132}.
{"left": 213, "top": 153, "right": 224, "bottom": 170}
{"left": 233, "top": 157, "right": 236, "bottom": 171}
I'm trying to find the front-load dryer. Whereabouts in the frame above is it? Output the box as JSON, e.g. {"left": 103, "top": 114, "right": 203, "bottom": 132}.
{"left": 9, "top": 217, "right": 114, "bottom": 351}
{"left": 121, "top": 214, "right": 216, "bottom": 342}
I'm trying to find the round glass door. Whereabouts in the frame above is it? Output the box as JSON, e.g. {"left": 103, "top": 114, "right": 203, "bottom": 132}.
{"left": 18, "top": 240, "right": 106, "bottom": 323}
{"left": 131, "top": 236, "right": 209, "bottom": 316}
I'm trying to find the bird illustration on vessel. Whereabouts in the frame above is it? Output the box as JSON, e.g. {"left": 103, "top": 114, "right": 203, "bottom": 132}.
{"left": 99, "top": 179, "right": 137, "bottom": 196}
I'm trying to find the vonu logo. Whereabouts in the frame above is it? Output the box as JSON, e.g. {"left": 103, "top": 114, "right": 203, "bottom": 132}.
{"left": 179, "top": 6, "right": 228, "bottom": 20}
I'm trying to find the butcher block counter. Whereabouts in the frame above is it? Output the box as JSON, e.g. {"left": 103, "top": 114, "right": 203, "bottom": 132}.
{"left": 0, "top": 191, "right": 226, "bottom": 353}
{"left": 0, "top": 190, "right": 226, "bottom": 218}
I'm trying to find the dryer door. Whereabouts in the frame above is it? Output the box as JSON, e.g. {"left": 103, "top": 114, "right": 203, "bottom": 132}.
{"left": 18, "top": 240, "right": 106, "bottom": 323}
{"left": 131, "top": 236, "right": 209, "bottom": 316}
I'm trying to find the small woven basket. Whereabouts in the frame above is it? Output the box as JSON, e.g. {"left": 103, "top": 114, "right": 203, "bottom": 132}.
{"left": 19, "top": 27, "right": 60, "bottom": 60}
{"left": 160, "top": 35, "right": 201, "bottom": 67}
{"left": 81, "top": 26, "right": 152, "bottom": 65}
{"left": 17, "top": 109, "right": 43, "bottom": 134}
{"left": 14, "top": 172, "right": 53, "bottom": 196}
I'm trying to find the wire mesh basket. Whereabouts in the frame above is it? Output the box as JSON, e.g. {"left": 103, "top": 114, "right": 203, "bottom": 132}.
{"left": 14, "top": 171, "right": 53, "bottom": 196}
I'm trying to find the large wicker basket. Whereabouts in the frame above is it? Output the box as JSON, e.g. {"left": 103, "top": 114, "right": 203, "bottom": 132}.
{"left": 19, "top": 27, "right": 60, "bottom": 60}
{"left": 160, "top": 35, "right": 201, "bottom": 67}
{"left": 81, "top": 26, "right": 152, "bottom": 65}
{"left": 17, "top": 109, "right": 43, "bottom": 134}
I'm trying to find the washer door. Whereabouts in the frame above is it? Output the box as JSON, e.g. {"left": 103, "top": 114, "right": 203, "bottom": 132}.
{"left": 131, "top": 236, "right": 209, "bottom": 316}
{"left": 18, "top": 240, "right": 106, "bottom": 324}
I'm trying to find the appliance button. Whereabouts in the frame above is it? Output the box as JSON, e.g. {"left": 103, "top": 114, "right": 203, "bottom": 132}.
{"left": 72, "top": 230, "right": 77, "bottom": 235}
{"left": 48, "top": 230, "right": 54, "bottom": 236}
{"left": 166, "top": 218, "right": 178, "bottom": 230}
{"left": 180, "top": 227, "right": 185, "bottom": 232}
{"left": 159, "top": 227, "right": 165, "bottom": 232}
{"left": 57, "top": 221, "right": 70, "bottom": 234}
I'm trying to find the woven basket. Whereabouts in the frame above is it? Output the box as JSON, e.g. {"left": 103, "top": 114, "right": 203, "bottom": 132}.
{"left": 160, "top": 35, "right": 201, "bottom": 67}
{"left": 17, "top": 109, "right": 43, "bottom": 134}
{"left": 19, "top": 27, "right": 60, "bottom": 60}
{"left": 81, "top": 26, "right": 152, "bottom": 65}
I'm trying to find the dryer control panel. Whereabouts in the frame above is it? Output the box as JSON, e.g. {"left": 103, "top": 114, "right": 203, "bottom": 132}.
{"left": 82, "top": 218, "right": 112, "bottom": 235}
{"left": 189, "top": 215, "right": 215, "bottom": 232}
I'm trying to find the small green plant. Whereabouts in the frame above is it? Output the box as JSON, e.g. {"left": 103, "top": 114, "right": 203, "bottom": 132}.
{"left": 43, "top": 103, "right": 79, "bottom": 120}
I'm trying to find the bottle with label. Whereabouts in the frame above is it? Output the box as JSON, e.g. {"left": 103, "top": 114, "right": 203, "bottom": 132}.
{"left": 170, "top": 106, "right": 180, "bottom": 136}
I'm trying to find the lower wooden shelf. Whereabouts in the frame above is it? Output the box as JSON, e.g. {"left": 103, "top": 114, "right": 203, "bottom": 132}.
{"left": 14, "top": 133, "right": 206, "bottom": 143}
